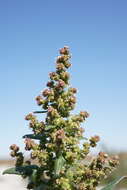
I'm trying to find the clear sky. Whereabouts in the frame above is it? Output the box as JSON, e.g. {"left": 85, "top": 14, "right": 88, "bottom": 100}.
{"left": 0, "top": 0, "right": 127, "bottom": 157}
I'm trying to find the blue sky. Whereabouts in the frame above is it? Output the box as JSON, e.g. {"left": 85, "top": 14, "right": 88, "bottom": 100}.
{"left": 0, "top": 0, "right": 127, "bottom": 157}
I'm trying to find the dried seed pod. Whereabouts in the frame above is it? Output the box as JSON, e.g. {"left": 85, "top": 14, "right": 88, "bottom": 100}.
{"left": 89, "top": 135, "right": 100, "bottom": 147}
{"left": 10, "top": 151, "right": 16, "bottom": 157}
{"left": 10, "top": 144, "right": 19, "bottom": 152}
{"left": 25, "top": 113, "right": 34, "bottom": 121}
{"left": 80, "top": 111, "right": 90, "bottom": 119}
{"left": 59, "top": 46, "right": 69, "bottom": 55}
{"left": 24, "top": 138, "right": 35, "bottom": 151}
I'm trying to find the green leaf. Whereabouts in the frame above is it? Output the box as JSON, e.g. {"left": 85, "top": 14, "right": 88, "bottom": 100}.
{"left": 3, "top": 167, "right": 22, "bottom": 175}
{"left": 34, "top": 183, "right": 48, "bottom": 190}
{"left": 33, "top": 111, "right": 47, "bottom": 114}
{"left": 3, "top": 165, "right": 38, "bottom": 176}
{"left": 101, "top": 176, "right": 127, "bottom": 190}
{"left": 23, "top": 134, "right": 46, "bottom": 140}
{"left": 54, "top": 154, "right": 65, "bottom": 177}
{"left": 66, "top": 168, "right": 74, "bottom": 181}
{"left": 30, "top": 169, "right": 38, "bottom": 184}
{"left": 77, "top": 136, "right": 88, "bottom": 140}
{"left": 45, "top": 125, "right": 56, "bottom": 131}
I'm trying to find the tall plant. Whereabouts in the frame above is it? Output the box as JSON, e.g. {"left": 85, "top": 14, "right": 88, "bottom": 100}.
{"left": 3, "top": 47, "right": 122, "bottom": 190}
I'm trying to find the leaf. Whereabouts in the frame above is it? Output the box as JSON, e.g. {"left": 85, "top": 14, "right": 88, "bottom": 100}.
{"left": 23, "top": 134, "right": 46, "bottom": 140}
{"left": 3, "top": 167, "right": 21, "bottom": 175}
{"left": 45, "top": 125, "right": 56, "bottom": 131}
{"left": 54, "top": 154, "right": 65, "bottom": 177}
{"left": 101, "top": 176, "right": 127, "bottom": 190}
{"left": 33, "top": 111, "right": 47, "bottom": 114}
{"left": 3, "top": 165, "right": 38, "bottom": 176}
{"left": 66, "top": 168, "right": 74, "bottom": 181}
{"left": 77, "top": 136, "right": 88, "bottom": 140}
{"left": 30, "top": 169, "right": 38, "bottom": 184}
{"left": 34, "top": 183, "right": 48, "bottom": 190}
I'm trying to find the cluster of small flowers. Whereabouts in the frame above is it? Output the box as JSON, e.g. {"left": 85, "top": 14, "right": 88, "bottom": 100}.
{"left": 24, "top": 138, "right": 36, "bottom": 151}
{"left": 61, "top": 151, "right": 119, "bottom": 190}
{"left": 10, "top": 144, "right": 24, "bottom": 167}
{"left": 25, "top": 113, "right": 45, "bottom": 134}
{"left": 8, "top": 47, "right": 119, "bottom": 190}
{"left": 33, "top": 47, "right": 74, "bottom": 118}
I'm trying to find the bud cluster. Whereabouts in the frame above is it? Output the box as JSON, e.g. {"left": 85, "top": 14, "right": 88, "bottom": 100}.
{"left": 24, "top": 138, "right": 36, "bottom": 151}
{"left": 10, "top": 144, "right": 24, "bottom": 167}
{"left": 7, "top": 47, "right": 118, "bottom": 190}
{"left": 89, "top": 135, "right": 100, "bottom": 147}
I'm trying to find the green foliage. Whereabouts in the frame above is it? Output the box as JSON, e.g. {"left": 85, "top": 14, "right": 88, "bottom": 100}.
{"left": 45, "top": 125, "right": 56, "bottom": 131}
{"left": 3, "top": 47, "right": 120, "bottom": 190}
{"left": 34, "top": 183, "right": 48, "bottom": 190}
{"left": 23, "top": 134, "right": 46, "bottom": 140}
{"left": 54, "top": 154, "right": 66, "bottom": 177}
{"left": 3, "top": 165, "right": 38, "bottom": 176}
{"left": 33, "top": 111, "right": 47, "bottom": 114}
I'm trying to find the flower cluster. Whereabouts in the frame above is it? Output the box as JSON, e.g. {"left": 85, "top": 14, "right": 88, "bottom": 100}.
{"left": 7, "top": 47, "right": 119, "bottom": 190}
{"left": 10, "top": 144, "right": 24, "bottom": 167}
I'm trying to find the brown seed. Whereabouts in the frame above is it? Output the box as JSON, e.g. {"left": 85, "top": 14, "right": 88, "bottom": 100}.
{"left": 80, "top": 111, "right": 90, "bottom": 119}
{"left": 59, "top": 46, "right": 69, "bottom": 55}
{"left": 47, "top": 81, "right": 54, "bottom": 87}
{"left": 25, "top": 113, "right": 33, "bottom": 120}
{"left": 10, "top": 151, "right": 16, "bottom": 157}
{"left": 42, "top": 89, "right": 52, "bottom": 97}
{"left": 10, "top": 144, "right": 19, "bottom": 152}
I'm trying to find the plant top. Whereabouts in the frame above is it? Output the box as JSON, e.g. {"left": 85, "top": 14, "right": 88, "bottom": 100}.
{"left": 3, "top": 47, "right": 119, "bottom": 190}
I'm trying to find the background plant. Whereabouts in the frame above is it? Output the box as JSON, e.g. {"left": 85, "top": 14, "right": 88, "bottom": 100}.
{"left": 3, "top": 47, "right": 121, "bottom": 190}
{"left": 101, "top": 148, "right": 127, "bottom": 190}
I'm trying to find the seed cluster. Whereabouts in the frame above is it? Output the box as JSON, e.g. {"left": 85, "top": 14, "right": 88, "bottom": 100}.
{"left": 9, "top": 47, "right": 119, "bottom": 190}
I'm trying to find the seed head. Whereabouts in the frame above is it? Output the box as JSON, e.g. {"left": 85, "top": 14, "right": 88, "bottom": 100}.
{"left": 10, "top": 151, "right": 16, "bottom": 157}
{"left": 42, "top": 89, "right": 51, "bottom": 97}
{"left": 25, "top": 138, "right": 35, "bottom": 151}
{"left": 89, "top": 135, "right": 100, "bottom": 147}
{"left": 56, "top": 129, "right": 65, "bottom": 140}
{"left": 25, "top": 113, "right": 34, "bottom": 121}
{"left": 56, "top": 79, "right": 65, "bottom": 89}
{"left": 80, "top": 111, "right": 89, "bottom": 119}
{"left": 35, "top": 95, "right": 44, "bottom": 105}
{"left": 99, "top": 152, "right": 108, "bottom": 159}
{"left": 70, "top": 96, "right": 76, "bottom": 104}
{"left": 59, "top": 46, "right": 69, "bottom": 55}
{"left": 10, "top": 144, "right": 19, "bottom": 152}
{"left": 49, "top": 72, "right": 59, "bottom": 81}
{"left": 69, "top": 87, "right": 77, "bottom": 94}
{"left": 46, "top": 81, "right": 54, "bottom": 88}
{"left": 56, "top": 63, "right": 65, "bottom": 71}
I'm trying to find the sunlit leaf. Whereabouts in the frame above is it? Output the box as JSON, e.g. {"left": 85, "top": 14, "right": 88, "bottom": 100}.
{"left": 77, "top": 136, "right": 88, "bottom": 140}
{"left": 30, "top": 169, "right": 38, "bottom": 184}
{"left": 45, "top": 125, "right": 56, "bottom": 131}
{"left": 3, "top": 167, "right": 21, "bottom": 175}
{"left": 33, "top": 111, "right": 47, "bottom": 114}
{"left": 3, "top": 165, "right": 38, "bottom": 176}
{"left": 54, "top": 154, "right": 65, "bottom": 177}
{"left": 23, "top": 134, "right": 46, "bottom": 140}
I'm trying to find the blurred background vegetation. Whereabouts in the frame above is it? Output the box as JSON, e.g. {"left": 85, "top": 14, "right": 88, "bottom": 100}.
{"left": 100, "top": 146, "right": 127, "bottom": 189}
